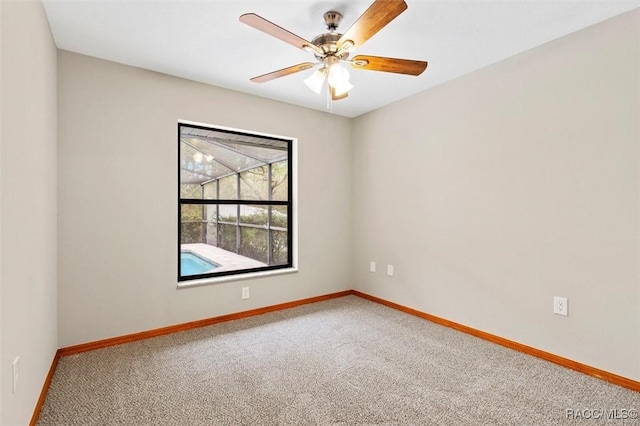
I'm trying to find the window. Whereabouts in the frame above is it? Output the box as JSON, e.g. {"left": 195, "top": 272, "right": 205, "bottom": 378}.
{"left": 178, "top": 122, "right": 293, "bottom": 281}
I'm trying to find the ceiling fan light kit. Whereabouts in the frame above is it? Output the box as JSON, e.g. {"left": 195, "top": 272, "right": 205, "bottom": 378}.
{"left": 239, "top": 0, "right": 428, "bottom": 103}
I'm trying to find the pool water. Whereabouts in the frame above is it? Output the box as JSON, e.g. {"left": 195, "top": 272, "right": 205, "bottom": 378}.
{"left": 181, "top": 252, "right": 219, "bottom": 276}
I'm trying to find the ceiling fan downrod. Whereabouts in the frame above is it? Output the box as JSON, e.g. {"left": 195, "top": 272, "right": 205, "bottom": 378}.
{"left": 323, "top": 11, "right": 342, "bottom": 31}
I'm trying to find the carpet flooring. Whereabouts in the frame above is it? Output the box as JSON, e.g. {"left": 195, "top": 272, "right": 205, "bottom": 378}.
{"left": 37, "top": 295, "right": 639, "bottom": 425}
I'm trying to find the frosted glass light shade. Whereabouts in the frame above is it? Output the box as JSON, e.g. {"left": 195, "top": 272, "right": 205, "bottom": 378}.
{"left": 328, "top": 64, "right": 353, "bottom": 96}
{"left": 304, "top": 69, "right": 326, "bottom": 94}
{"left": 330, "top": 80, "right": 353, "bottom": 97}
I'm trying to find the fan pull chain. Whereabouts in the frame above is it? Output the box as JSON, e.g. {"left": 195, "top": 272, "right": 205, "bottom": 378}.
{"left": 326, "top": 85, "right": 333, "bottom": 113}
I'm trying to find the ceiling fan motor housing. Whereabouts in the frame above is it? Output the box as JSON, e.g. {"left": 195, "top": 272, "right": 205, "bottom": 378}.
{"left": 311, "top": 32, "right": 349, "bottom": 60}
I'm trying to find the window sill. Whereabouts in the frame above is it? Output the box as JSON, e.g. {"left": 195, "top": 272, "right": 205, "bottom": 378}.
{"left": 177, "top": 267, "right": 299, "bottom": 289}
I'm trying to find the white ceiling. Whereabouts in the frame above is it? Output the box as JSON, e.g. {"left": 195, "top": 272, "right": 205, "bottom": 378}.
{"left": 42, "top": 1, "right": 639, "bottom": 118}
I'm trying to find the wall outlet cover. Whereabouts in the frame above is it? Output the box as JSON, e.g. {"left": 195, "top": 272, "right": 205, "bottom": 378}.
{"left": 553, "top": 296, "right": 568, "bottom": 316}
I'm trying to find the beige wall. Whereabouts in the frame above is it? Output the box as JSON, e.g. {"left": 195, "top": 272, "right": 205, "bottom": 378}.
{"left": 352, "top": 9, "right": 640, "bottom": 381}
{"left": 1, "top": 1, "right": 58, "bottom": 424}
{"left": 57, "top": 51, "right": 353, "bottom": 347}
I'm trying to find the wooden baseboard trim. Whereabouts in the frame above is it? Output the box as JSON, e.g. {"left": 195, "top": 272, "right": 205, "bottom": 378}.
{"left": 58, "top": 290, "right": 354, "bottom": 357}
{"left": 29, "top": 350, "right": 61, "bottom": 426}
{"left": 351, "top": 290, "right": 639, "bottom": 392}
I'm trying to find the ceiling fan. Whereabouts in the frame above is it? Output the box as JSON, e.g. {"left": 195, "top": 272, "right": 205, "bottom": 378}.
{"left": 239, "top": 0, "right": 428, "bottom": 101}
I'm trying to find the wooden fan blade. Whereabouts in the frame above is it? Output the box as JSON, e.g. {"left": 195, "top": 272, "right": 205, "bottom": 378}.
{"left": 250, "top": 62, "right": 316, "bottom": 83}
{"left": 337, "top": 0, "right": 407, "bottom": 51}
{"left": 240, "top": 13, "right": 323, "bottom": 55}
{"left": 351, "top": 55, "right": 427, "bottom": 75}
{"left": 330, "top": 87, "right": 349, "bottom": 101}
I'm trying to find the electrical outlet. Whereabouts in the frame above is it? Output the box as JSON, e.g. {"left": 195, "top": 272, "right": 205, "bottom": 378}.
{"left": 369, "top": 261, "right": 376, "bottom": 273}
{"left": 387, "top": 265, "right": 394, "bottom": 277}
{"left": 12, "top": 356, "right": 19, "bottom": 394}
{"left": 241, "top": 286, "right": 250, "bottom": 300}
{"left": 553, "top": 296, "right": 568, "bottom": 316}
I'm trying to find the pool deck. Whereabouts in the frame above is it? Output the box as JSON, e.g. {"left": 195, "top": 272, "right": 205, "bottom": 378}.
{"left": 182, "top": 243, "right": 266, "bottom": 273}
